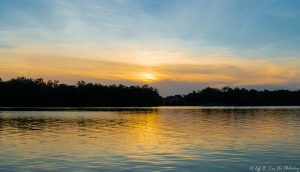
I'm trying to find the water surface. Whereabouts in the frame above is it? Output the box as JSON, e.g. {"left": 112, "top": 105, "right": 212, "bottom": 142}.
{"left": 0, "top": 107, "right": 300, "bottom": 171}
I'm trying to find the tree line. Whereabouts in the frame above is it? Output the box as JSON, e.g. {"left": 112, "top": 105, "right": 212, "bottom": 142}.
{"left": 178, "top": 86, "right": 300, "bottom": 106}
{"left": 1, "top": 77, "right": 300, "bottom": 107}
{"left": 0, "top": 77, "right": 161, "bottom": 107}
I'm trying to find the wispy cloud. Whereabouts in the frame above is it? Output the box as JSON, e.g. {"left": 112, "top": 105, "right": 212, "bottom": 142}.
{"left": 1, "top": 1, "right": 300, "bottom": 95}
{"left": 1, "top": 44, "right": 300, "bottom": 96}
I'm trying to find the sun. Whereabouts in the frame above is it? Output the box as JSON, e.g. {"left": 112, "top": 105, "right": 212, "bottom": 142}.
{"left": 140, "top": 73, "right": 155, "bottom": 80}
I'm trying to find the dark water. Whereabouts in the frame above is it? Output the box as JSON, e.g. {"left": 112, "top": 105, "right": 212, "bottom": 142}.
{"left": 0, "top": 107, "right": 300, "bottom": 172}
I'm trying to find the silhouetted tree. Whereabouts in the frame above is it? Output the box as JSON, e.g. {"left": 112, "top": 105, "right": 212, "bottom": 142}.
{"left": 182, "top": 86, "right": 300, "bottom": 106}
{"left": 0, "top": 77, "right": 161, "bottom": 107}
{"left": 1, "top": 77, "right": 300, "bottom": 107}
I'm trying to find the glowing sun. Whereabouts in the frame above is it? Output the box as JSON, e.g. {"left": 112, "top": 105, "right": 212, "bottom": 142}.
{"left": 140, "top": 73, "right": 155, "bottom": 80}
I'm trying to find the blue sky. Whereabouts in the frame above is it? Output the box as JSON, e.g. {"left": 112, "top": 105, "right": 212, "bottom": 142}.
{"left": 1, "top": 0, "right": 300, "bottom": 96}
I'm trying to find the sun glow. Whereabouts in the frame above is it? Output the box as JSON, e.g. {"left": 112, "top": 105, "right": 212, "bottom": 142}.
{"left": 140, "top": 73, "right": 155, "bottom": 80}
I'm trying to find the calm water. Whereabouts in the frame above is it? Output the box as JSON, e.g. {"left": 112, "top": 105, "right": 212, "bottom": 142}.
{"left": 0, "top": 107, "right": 300, "bottom": 172}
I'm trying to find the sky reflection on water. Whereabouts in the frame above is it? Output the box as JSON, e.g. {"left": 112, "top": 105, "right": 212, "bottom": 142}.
{"left": 0, "top": 108, "right": 300, "bottom": 171}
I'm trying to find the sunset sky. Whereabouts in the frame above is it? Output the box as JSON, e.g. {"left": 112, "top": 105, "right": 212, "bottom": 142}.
{"left": 1, "top": 0, "right": 300, "bottom": 96}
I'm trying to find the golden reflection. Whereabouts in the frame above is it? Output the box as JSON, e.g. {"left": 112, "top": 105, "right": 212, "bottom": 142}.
{"left": 0, "top": 109, "right": 299, "bottom": 156}
{"left": 0, "top": 109, "right": 300, "bottom": 171}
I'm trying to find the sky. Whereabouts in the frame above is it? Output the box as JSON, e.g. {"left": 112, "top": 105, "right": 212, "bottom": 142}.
{"left": 1, "top": 0, "right": 300, "bottom": 96}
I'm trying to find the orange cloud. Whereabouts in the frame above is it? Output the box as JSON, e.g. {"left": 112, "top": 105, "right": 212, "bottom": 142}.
{"left": 1, "top": 44, "right": 300, "bottom": 88}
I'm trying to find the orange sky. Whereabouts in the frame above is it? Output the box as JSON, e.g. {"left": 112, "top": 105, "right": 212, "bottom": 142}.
{"left": 1, "top": 1, "right": 300, "bottom": 96}
{"left": 1, "top": 44, "right": 300, "bottom": 92}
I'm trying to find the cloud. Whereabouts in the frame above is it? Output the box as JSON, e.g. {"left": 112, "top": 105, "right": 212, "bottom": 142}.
{"left": 1, "top": 44, "right": 300, "bottom": 96}
{"left": 1, "top": 1, "right": 300, "bottom": 96}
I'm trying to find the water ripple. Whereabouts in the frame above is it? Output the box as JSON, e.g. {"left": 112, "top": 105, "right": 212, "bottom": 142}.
{"left": 0, "top": 108, "right": 299, "bottom": 171}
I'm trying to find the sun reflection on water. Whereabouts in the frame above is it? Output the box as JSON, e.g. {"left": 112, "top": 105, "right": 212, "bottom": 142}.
{"left": 0, "top": 108, "right": 300, "bottom": 171}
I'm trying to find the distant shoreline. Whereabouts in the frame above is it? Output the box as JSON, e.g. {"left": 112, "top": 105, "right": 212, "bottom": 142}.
{"left": 1, "top": 77, "right": 300, "bottom": 107}
{"left": 1, "top": 106, "right": 300, "bottom": 111}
